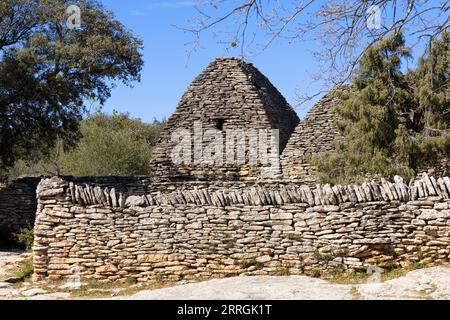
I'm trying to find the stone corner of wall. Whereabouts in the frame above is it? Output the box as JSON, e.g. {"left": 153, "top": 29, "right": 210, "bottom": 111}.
{"left": 36, "top": 176, "right": 70, "bottom": 198}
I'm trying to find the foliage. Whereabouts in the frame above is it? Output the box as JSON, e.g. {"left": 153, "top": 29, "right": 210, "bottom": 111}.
{"left": 125, "top": 276, "right": 138, "bottom": 286}
{"left": 15, "top": 226, "right": 34, "bottom": 251}
{"left": 58, "top": 112, "right": 164, "bottom": 176}
{"left": 0, "top": 0, "right": 143, "bottom": 178}
{"left": 235, "top": 258, "right": 263, "bottom": 269}
{"left": 58, "top": 113, "right": 164, "bottom": 176}
{"left": 380, "top": 263, "right": 429, "bottom": 282}
{"left": 5, "top": 142, "right": 66, "bottom": 179}
{"left": 287, "top": 233, "right": 302, "bottom": 241}
{"left": 5, "top": 113, "right": 165, "bottom": 178}
{"left": 329, "top": 269, "right": 369, "bottom": 285}
{"left": 274, "top": 267, "right": 290, "bottom": 276}
{"left": 406, "top": 31, "right": 450, "bottom": 172}
{"left": 313, "top": 31, "right": 449, "bottom": 184}
{"left": 313, "top": 250, "right": 333, "bottom": 262}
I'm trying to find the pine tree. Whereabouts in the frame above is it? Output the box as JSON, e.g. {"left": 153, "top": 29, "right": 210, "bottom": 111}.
{"left": 406, "top": 31, "right": 450, "bottom": 172}
{"left": 313, "top": 31, "right": 449, "bottom": 184}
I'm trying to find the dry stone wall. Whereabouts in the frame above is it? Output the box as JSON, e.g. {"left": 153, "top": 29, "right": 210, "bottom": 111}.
{"left": 33, "top": 174, "right": 450, "bottom": 282}
{"left": 150, "top": 57, "right": 299, "bottom": 182}
{"left": 0, "top": 177, "right": 41, "bottom": 245}
{"left": 0, "top": 176, "right": 154, "bottom": 246}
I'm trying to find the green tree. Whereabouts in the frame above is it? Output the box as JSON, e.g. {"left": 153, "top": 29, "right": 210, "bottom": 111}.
{"left": 0, "top": 0, "right": 143, "bottom": 179}
{"left": 313, "top": 32, "right": 449, "bottom": 184}
{"left": 406, "top": 31, "right": 450, "bottom": 172}
{"left": 58, "top": 113, "right": 164, "bottom": 176}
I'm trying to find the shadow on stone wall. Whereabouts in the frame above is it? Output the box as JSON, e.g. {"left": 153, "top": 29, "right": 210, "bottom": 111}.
{"left": 0, "top": 177, "right": 41, "bottom": 248}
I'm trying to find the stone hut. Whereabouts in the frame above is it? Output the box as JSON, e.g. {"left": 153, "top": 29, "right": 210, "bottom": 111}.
{"left": 281, "top": 85, "right": 349, "bottom": 184}
{"left": 150, "top": 57, "right": 300, "bottom": 182}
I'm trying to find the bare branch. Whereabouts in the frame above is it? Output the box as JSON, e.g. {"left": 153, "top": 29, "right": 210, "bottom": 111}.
{"left": 181, "top": 0, "right": 450, "bottom": 107}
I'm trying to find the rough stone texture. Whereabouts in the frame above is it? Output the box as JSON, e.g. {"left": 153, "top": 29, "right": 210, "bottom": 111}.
{"left": 3, "top": 250, "right": 450, "bottom": 300}
{"left": 121, "top": 276, "right": 355, "bottom": 300}
{"left": 0, "top": 176, "right": 154, "bottom": 246}
{"left": 150, "top": 57, "right": 300, "bottom": 182}
{"left": 281, "top": 85, "right": 349, "bottom": 184}
{"left": 113, "top": 266, "right": 450, "bottom": 300}
{"left": 33, "top": 174, "right": 450, "bottom": 283}
{"left": 0, "top": 177, "right": 41, "bottom": 243}
{"left": 0, "top": 250, "right": 32, "bottom": 281}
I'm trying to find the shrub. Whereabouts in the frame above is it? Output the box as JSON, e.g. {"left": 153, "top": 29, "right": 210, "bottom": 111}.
{"left": 59, "top": 113, "right": 164, "bottom": 176}
{"left": 313, "top": 250, "right": 333, "bottom": 262}
{"left": 5, "top": 113, "right": 165, "bottom": 178}
{"left": 15, "top": 227, "right": 34, "bottom": 251}
{"left": 235, "top": 259, "right": 263, "bottom": 269}
{"left": 275, "top": 267, "right": 290, "bottom": 276}
{"left": 125, "top": 276, "right": 138, "bottom": 286}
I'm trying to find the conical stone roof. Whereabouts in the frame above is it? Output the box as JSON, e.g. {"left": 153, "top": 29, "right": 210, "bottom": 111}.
{"left": 281, "top": 85, "right": 350, "bottom": 183}
{"left": 150, "top": 57, "right": 300, "bottom": 182}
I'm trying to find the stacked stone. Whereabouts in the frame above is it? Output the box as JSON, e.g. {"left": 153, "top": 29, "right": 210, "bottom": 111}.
{"left": 67, "top": 176, "right": 152, "bottom": 196}
{"left": 150, "top": 57, "right": 299, "bottom": 182}
{"left": 62, "top": 174, "right": 450, "bottom": 209}
{"left": 0, "top": 177, "right": 41, "bottom": 241}
{"left": 33, "top": 174, "right": 450, "bottom": 283}
{"left": 0, "top": 176, "right": 152, "bottom": 243}
{"left": 281, "top": 85, "right": 349, "bottom": 184}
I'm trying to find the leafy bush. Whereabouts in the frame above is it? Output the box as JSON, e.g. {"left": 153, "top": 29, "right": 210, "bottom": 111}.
{"left": 275, "top": 267, "right": 290, "bottom": 276}
{"left": 5, "top": 112, "right": 165, "bottom": 178}
{"left": 15, "top": 227, "right": 34, "bottom": 251}
{"left": 59, "top": 112, "right": 165, "bottom": 176}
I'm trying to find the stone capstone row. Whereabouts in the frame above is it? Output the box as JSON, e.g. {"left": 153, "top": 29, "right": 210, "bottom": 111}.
{"left": 51, "top": 174, "right": 450, "bottom": 209}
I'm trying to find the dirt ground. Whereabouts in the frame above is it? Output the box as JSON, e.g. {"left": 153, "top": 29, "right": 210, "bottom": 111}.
{"left": 1, "top": 250, "right": 450, "bottom": 300}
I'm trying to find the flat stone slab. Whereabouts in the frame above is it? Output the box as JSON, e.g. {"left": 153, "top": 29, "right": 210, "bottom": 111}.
{"left": 111, "top": 266, "right": 450, "bottom": 300}
{"left": 114, "top": 276, "right": 354, "bottom": 300}
{"left": 0, "top": 282, "right": 12, "bottom": 289}
{"left": 21, "top": 288, "right": 47, "bottom": 297}
{"left": 1, "top": 247, "right": 450, "bottom": 300}
{"left": 0, "top": 288, "right": 16, "bottom": 298}
{"left": 26, "top": 292, "right": 72, "bottom": 300}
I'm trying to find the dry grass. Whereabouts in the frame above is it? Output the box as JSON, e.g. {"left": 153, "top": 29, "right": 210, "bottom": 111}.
{"left": 67, "top": 278, "right": 180, "bottom": 299}
{"left": 328, "top": 262, "right": 430, "bottom": 285}
{"left": 7, "top": 256, "right": 33, "bottom": 282}
{"left": 329, "top": 270, "right": 370, "bottom": 285}
{"left": 380, "top": 263, "right": 427, "bottom": 282}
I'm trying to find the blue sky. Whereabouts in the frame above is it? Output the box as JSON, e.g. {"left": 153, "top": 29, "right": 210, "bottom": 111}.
{"left": 99, "top": 0, "right": 323, "bottom": 122}
{"left": 98, "top": 0, "right": 432, "bottom": 123}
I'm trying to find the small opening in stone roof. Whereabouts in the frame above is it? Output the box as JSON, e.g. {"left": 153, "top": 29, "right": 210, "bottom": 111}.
{"left": 216, "top": 119, "right": 225, "bottom": 131}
